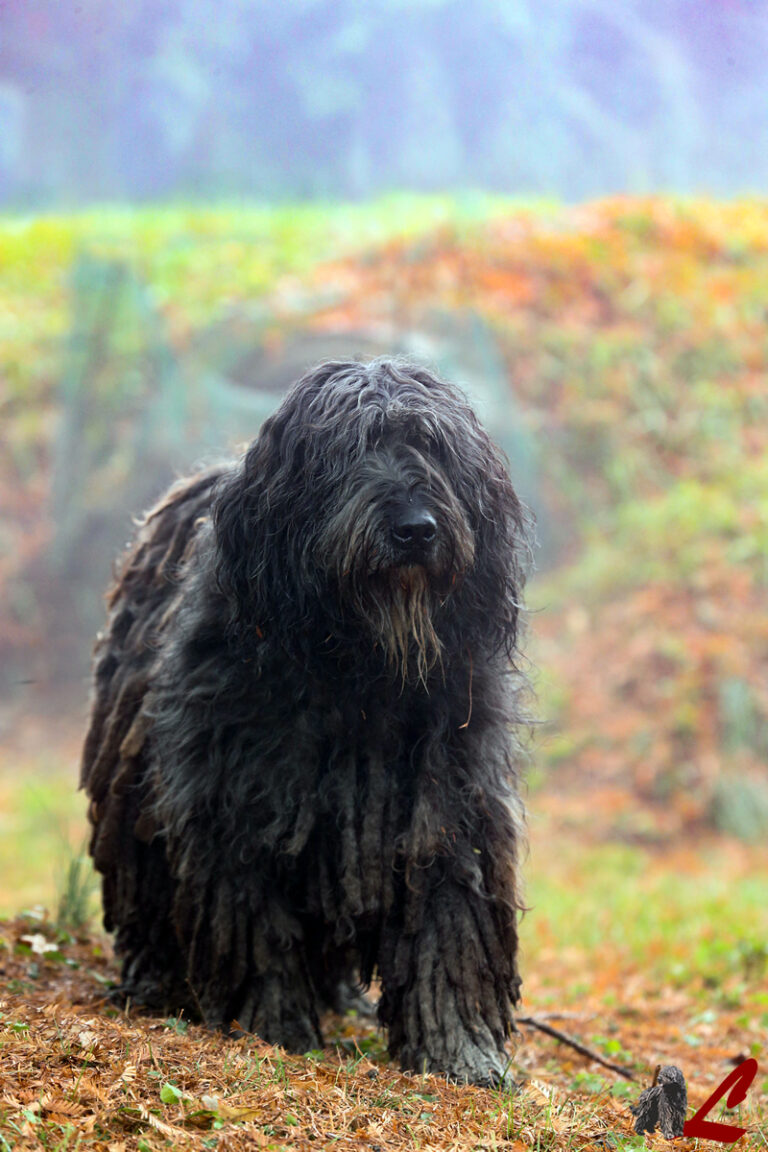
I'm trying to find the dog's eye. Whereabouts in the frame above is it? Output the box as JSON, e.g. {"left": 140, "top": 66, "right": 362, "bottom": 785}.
{"left": 407, "top": 431, "right": 437, "bottom": 456}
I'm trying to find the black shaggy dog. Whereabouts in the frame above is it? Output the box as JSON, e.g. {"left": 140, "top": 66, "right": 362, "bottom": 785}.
{"left": 81, "top": 358, "right": 532, "bottom": 1085}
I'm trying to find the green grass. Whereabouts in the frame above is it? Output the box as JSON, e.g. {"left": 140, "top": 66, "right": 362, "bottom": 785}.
{"left": 524, "top": 835, "right": 768, "bottom": 992}
{"left": 55, "top": 847, "right": 99, "bottom": 934}
{"left": 0, "top": 758, "right": 90, "bottom": 918}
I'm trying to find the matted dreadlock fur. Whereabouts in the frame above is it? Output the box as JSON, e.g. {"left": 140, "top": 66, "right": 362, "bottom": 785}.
{"left": 81, "top": 357, "right": 533, "bottom": 1085}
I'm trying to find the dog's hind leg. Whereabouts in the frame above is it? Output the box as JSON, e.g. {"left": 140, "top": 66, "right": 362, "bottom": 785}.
{"left": 229, "top": 961, "right": 324, "bottom": 1053}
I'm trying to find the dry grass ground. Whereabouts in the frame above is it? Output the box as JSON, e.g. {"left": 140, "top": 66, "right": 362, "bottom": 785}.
{"left": 1, "top": 893, "right": 766, "bottom": 1151}
{"left": 0, "top": 723, "right": 766, "bottom": 1151}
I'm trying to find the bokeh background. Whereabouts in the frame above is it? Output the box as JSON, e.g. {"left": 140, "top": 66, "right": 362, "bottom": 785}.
{"left": 1, "top": 0, "right": 766, "bottom": 1070}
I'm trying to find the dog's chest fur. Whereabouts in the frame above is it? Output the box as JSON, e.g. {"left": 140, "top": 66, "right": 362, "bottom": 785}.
{"left": 254, "top": 686, "right": 420, "bottom": 923}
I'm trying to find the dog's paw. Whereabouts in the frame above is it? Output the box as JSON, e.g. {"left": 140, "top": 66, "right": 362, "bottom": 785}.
{"left": 109, "top": 970, "right": 193, "bottom": 1018}
{"left": 225, "top": 1014, "right": 322, "bottom": 1053}
{"left": 403, "top": 1039, "right": 517, "bottom": 1089}
{"left": 331, "top": 980, "right": 378, "bottom": 1019}
{"left": 444, "top": 1055, "right": 518, "bottom": 1089}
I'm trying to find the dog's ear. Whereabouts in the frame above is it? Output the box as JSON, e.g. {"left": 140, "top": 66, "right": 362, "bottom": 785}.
{"left": 446, "top": 420, "right": 533, "bottom": 661}
{"left": 212, "top": 412, "right": 291, "bottom": 647}
{"left": 478, "top": 437, "right": 533, "bottom": 658}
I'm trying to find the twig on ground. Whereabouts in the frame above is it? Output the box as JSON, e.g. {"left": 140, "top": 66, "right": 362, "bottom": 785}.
{"left": 525, "top": 1010, "right": 595, "bottom": 1022}
{"left": 517, "top": 1015, "right": 637, "bottom": 1082}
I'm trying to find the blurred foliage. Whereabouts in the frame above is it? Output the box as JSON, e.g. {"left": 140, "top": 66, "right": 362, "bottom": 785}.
{"left": 1, "top": 195, "right": 492, "bottom": 410}
{"left": 711, "top": 775, "right": 768, "bottom": 843}
{"left": 2, "top": 193, "right": 767, "bottom": 834}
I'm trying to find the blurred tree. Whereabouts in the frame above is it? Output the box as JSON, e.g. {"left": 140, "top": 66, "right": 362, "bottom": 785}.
{"left": 1, "top": 0, "right": 767, "bottom": 204}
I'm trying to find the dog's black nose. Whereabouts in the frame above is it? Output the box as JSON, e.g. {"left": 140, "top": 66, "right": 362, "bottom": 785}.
{"left": 391, "top": 509, "right": 437, "bottom": 552}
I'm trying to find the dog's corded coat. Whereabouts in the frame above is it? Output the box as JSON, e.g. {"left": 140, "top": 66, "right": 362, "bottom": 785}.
{"left": 81, "top": 358, "right": 533, "bottom": 1084}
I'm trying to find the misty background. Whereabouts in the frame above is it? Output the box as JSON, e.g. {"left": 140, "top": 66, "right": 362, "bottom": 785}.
{"left": 1, "top": 0, "right": 767, "bottom": 208}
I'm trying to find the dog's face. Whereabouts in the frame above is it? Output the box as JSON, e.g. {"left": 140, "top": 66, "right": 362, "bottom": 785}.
{"left": 315, "top": 424, "right": 476, "bottom": 682}
{"left": 214, "top": 359, "right": 529, "bottom": 679}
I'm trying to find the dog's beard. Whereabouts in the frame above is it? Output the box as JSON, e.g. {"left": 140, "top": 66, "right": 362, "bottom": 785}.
{"left": 364, "top": 565, "right": 444, "bottom": 687}
{"left": 325, "top": 523, "right": 457, "bottom": 686}
{"left": 318, "top": 477, "right": 474, "bottom": 685}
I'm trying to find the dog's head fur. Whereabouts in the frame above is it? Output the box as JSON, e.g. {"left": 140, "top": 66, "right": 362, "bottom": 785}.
{"left": 213, "top": 358, "right": 531, "bottom": 681}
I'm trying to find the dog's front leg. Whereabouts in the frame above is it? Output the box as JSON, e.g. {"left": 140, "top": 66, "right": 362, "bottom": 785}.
{"left": 377, "top": 860, "right": 520, "bottom": 1086}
